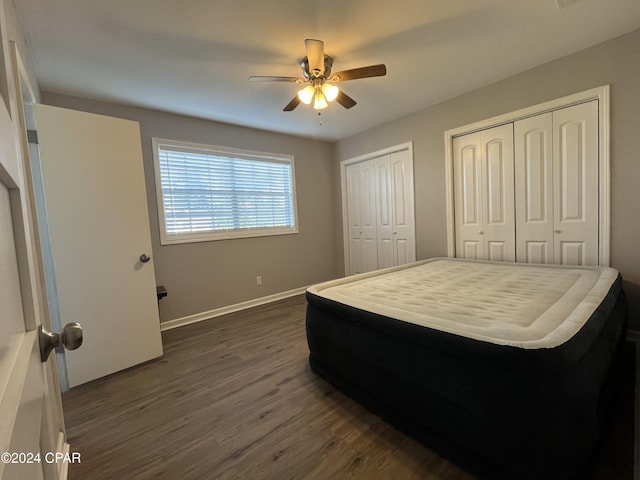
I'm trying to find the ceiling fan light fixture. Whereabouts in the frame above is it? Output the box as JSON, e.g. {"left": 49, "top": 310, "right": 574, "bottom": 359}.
{"left": 322, "top": 83, "right": 339, "bottom": 102}
{"left": 251, "top": 39, "right": 386, "bottom": 112}
{"left": 313, "top": 91, "right": 328, "bottom": 110}
{"left": 297, "top": 85, "right": 315, "bottom": 104}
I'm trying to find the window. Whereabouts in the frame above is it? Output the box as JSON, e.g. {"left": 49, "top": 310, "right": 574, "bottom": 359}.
{"left": 152, "top": 138, "right": 298, "bottom": 244}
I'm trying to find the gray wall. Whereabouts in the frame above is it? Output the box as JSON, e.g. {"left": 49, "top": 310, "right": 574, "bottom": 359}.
{"left": 41, "top": 93, "right": 339, "bottom": 322}
{"left": 335, "top": 29, "right": 640, "bottom": 329}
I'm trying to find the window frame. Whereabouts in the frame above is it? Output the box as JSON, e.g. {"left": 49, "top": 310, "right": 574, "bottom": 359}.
{"left": 152, "top": 138, "right": 299, "bottom": 245}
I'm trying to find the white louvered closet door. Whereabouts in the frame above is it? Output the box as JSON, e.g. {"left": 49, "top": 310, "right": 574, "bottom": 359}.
{"left": 453, "top": 124, "right": 515, "bottom": 262}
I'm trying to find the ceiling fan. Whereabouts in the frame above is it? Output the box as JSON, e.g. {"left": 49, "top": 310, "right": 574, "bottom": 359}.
{"left": 249, "top": 39, "right": 386, "bottom": 112}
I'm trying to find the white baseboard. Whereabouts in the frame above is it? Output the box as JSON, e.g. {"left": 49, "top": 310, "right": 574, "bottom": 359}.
{"left": 160, "top": 286, "right": 308, "bottom": 332}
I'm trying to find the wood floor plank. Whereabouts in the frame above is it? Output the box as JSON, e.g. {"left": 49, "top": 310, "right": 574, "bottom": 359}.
{"left": 62, "top": 294, "right": 632, "bottom": 479}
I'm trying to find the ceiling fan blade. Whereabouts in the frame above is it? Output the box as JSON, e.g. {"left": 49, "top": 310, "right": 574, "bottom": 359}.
{"left": 331, "top": 64, "right": 387, "bottom": 82}
{"left": 335, "top": 91, "right": 357, "bottom": 109}
{"left": 249, "top": 75, "right": 302, "bottom": 82}
{"left": 305, "top": 39, "right": 325, "bottom": 76}
{"left": 283, "top": 96, "right": 301, "bottom": 112}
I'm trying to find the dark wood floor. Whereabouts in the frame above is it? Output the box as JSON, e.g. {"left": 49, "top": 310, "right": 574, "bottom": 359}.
{"left": 62, "top": 295, "right": 635, "bottom": 479}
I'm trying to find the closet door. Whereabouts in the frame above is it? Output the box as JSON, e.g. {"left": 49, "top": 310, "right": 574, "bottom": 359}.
{"left": 453, "top": 130, "right": 484, "bottom": 259}
{"left": 389, "top": 150, "right": 416, "bottom": 265}
{"left": 553, "top": 101, "right": 599, "bottom": 265}
{"left": 375, "top": 151, "right": 416, "bottom": 269}
{"left": 515, "top": 113, "right": 554, "bottom": 263}
{"left": 347, "top": 160, "right": 377, "bottom": 274}
{"left": 483, "top": 125, "right": 515, "bottom": 261}
{"left": 344, "top": 146, "right": 416, "bottom": 275}
{"left": 375, "top": 155, "right": 394, "bottom": 269}
{"left": 515, "top": 101, "right": 599, "bottom": 266}
{"left": 454, "top": 124, "right": 515, "bottom": 261}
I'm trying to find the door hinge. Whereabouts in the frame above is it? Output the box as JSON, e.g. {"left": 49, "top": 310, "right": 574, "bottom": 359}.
{"left": 27, "top": 129, "right": 39, "bottom": 144}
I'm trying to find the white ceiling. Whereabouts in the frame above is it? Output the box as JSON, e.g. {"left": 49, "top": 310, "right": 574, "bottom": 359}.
{"left": 15, "top": 0, "right": 640, "bottom": 141}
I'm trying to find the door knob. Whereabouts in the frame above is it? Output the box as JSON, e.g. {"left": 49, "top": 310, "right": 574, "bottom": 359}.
{"left": 139, "top": 253, "right": 151, "bottom": 263}
{"left": 39, "top": 322, "right": 83, "bottom": 362}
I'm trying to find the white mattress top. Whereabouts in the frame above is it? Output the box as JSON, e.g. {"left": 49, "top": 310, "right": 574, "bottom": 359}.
{"left": 307, "top": 258, "right": 619, "bottom": 349}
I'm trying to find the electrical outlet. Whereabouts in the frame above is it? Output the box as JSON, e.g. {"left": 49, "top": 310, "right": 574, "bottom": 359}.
{"left": 256, "top": 275, "right": 262, "bottom": 286}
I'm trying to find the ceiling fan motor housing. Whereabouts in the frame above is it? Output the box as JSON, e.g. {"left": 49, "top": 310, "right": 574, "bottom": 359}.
{"left": 301, "top": 55, "right": 333, "bottom": 80}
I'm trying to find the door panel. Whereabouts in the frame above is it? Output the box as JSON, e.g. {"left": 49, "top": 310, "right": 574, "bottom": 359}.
{"left": 390, "top": 150, "right": 415, "bottom": 265}
{"left": 515, "top": 113, "right": 554, "bottom": 263}
{"left": 453, "top": 132, "right": 483, "bottom": 259}
{"left": 0, "top": 93, "right": 62, "bottom": 479}
{"left": 525, "top": 241, "right": 549, "bottom": 264}
{"left": 375, "top": 156, "right": 394, "bottom": 269}
{"left": 486, "top": 141, "right": 507, "bottom": 224}
{"left": 463, "top": 240, "right": 481, "bottom": 260}
{"left": 558, "top": 121, "right": 585, "bottom": 221}
{"left": 349, "top": 238, "right": 363, "bottom": 275}
{"left": 482, "top": 125, "right": 515, "bottom": 261}
{"left": 347, "top": 161, "right": 378, "bottom": 274}
{"left": 559, "top": 241, "right": 586, "bottom": 266}
{"left": 360, "top": 164, "right": 377, "bottom": 272}
{"left": 33, "top": 105, "right": 163, "bottom": 387}
{"left": 488, "top": 241, "right": 509, "bottom": 262}
{"left": 454, "top": 125, "right": 514, "bottom": 261}
{"left": 347, "top": 167, "right": 363, "bottom": 274}
{"left": 362, "top": 237, "right": 378, "bottom": 273}
{"left": 553, "top": 101, "right": 598, "bottom": 265}
{"left": 461, "top": 144, "right": 481, "bottom": 226}
{"left": 377, "top": 238, "right": 394, "bottom": 269}
{"left": 395, "top": 239, "right": 410, "bottom": 265}
{"left": 0, "top": 183, "right": 24, "bottom": 344}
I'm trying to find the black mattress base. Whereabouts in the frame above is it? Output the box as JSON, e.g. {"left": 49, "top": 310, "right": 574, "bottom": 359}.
{"left": 305, "top": 281, "right": 627, "bottom": 480}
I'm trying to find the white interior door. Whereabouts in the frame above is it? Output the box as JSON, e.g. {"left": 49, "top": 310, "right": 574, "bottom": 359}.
{"left": 0, "top": 80, "right": 64, "bottom": 480}
{"left": 32, "top": 104, "right": 163, "bottom": 388}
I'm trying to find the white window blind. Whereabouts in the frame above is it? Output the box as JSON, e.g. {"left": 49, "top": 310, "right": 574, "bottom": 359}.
{"left": 153, "top": 139, "right": 298, "bottom": 244}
